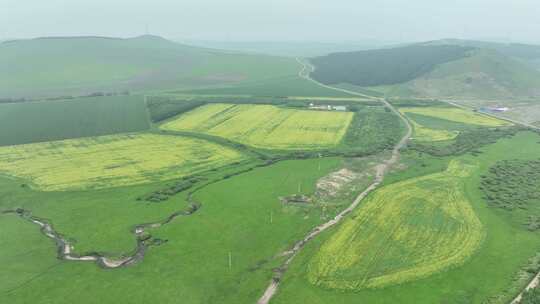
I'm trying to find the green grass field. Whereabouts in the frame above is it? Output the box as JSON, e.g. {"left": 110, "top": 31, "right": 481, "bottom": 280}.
{"left": 273, "top": 131, "right": 540, "bottom": 304}
{"left": 0, "top": 158, "right": 341, "bottom": 304}
{"left": 6, "top": 132, "right": 540, "bottom": 304}
{"left": 0, "top": 215, "right": 60, "bottom": 294}
{"left": 179, "top": 75, "right": 355, "bottom": 98}
{"left": 0, "top": 133, "right": 245, "bottom": 191}
{"left": 399, "top": 106, "right": 511, "bottom": 142}
{"left": 0, "top": 95, "right": 150, "bottom": 146}
{"left": 405, "top": 111, "right": 478, "bottom": 132}
{"left": 160, "top": 103, "right": 354, "bottom": 150}
{"left": 400, "top": 107, "right": 510, "bottom": 127}
{"left": 308, "top": 160, "right": 484, "bottom": 290}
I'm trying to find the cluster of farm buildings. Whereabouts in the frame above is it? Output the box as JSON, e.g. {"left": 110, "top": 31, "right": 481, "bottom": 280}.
{"left": 480, "top": 106, "right": 510, "bottom": 113}
{"left": 308, "top": 103, "right": 347, "bottom": 111}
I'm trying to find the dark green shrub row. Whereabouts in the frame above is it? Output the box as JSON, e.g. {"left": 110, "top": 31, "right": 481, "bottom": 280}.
{"left": 146, "top": 97, "right": 206, "bottom": 122}
{"left": 343, "top": 108, "right": 403, "bottom": 155}
{"left": 409, "top": 127, "right": 520, "bottom": 157}
{"left": 137, "top": 177, "right": 202, "bottom": 202}
{"left": 521, "top": 287, "right": 540, "bottom": 304}
{"left": 480, "top": 159, "right": 540, "bottom": 215}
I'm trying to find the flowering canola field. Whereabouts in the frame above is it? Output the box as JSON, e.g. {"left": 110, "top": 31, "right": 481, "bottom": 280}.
{"left": 161, "top": 103, "right": 353, "bottom": 150}
{"left": 407, "top": 119, "right": 459, "bottom": 141}
{"left": 400, "top": 107, "right": 510, "bottom": 127}
{"left": 308, "top": 160, "right": 484, "bottom": 290}
{"left": 0, "top": 134, "right": 245, "bottom": 191}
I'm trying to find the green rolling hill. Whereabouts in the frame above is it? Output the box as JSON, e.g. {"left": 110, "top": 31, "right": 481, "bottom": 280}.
{"left": 311, "top": 41, "right": 540, "bottom": 100}
{"left": 311, "top": 45, "right": 474, "bottom": 87}
{"left": 0, "top": 35, "right": 299, "bottom": 98}
{"left": 402, "top": 48, "right": 540, "bottom": 99}
{"left": 421, "top": 39, "right": 540, "bottom": 69}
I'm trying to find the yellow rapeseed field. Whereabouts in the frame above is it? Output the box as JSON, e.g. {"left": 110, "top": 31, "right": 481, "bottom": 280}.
{"left": 0, "top": 134, "right": 245, "bottom": 191}
{"left": 400, "top": 107, "right": 510, "bottom": 127}
{"left": 408, "top": 119, "right": 459, "bottom": 141}
{"left": 308, "top": 160, "right": 485, "bottom": 290}
{"left": 160, "top": 104, "right": 354, "bottom": 150}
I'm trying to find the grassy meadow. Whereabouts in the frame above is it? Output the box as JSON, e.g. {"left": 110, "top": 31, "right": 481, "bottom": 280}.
{"left": 0, "top": 95, "right": 150, "bottom": 146}
{"left": 273, "top": 132, "right": 540, "bottom": 304}
{"left": 161, "top": 103, "right": 354, "bottom": 150}
{"left": 0, "top": 133, "right": 245, "bottom": 191}
{"left": 0, "top": 158, "right": 342, "bottom": 304}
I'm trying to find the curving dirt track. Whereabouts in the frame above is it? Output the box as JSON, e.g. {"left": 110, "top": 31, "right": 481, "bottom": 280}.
{"left": 256, "top": 59, "right": 413, "bottom": 304}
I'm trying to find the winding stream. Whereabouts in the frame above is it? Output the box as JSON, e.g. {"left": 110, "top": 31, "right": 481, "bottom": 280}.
{"left": 2, "top": 204, "right": 199, "bottom": 269}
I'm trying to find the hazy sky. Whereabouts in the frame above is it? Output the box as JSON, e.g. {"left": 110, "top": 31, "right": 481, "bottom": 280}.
{"left": 1, "top": 0, "right": 539, "bottom": 43}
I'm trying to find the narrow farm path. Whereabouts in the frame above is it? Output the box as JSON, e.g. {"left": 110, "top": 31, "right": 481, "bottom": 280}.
{"left": 511, "top": 272, "right": 540, "bottom": 304}
{"left": 256, "top": 59, "right": 413, "bottom": 304}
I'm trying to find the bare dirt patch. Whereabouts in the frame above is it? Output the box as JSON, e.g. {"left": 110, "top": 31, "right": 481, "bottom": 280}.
{"left": 316, "top": 168, "right": 362, "bottom": 198}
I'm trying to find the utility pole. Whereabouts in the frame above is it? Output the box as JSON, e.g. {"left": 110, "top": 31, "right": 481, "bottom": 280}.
{"left": 228, "top": 251, "right": 232, "bottom": 270}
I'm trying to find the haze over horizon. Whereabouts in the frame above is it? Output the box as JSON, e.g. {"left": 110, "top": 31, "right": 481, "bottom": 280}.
{"left": 1, "top": 0, "right": 539, "bottom": 45}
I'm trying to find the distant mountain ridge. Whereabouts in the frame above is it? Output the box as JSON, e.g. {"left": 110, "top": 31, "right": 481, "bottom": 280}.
{"left": 178, "top": 39, "right": 395, "bottom": 57}
{"left": 0, "top": 35, "right": 298, "bottom": 99}
{"left": 2, "top": 36, "right": 123, "bottom": 44}
{"left": 420, "top": 39, "right": 540, "bottom": 68}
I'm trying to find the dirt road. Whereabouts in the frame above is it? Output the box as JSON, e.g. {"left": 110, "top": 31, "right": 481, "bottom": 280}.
{"left": 294, "top": 58, "right": 540, "bottom": 304}
{"left": 511, "top": 272, "right": 540, "bottom": 304}
{"left": 256, "top": 59, "right": 413, "bottom": 304}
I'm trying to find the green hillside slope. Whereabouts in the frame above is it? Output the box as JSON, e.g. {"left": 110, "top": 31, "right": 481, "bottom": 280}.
{"left": 0, "top": 35, "right": 298, "bottom": 98}
{"left": 179, "top": 75, "right": 355, "bottom": 97}
{"left": 311, "top": 43, "right": 540, "bottom": 100}
{"left": 422, "top": 39, "right": 540, "bottom": 68}
{"left": 395, "top": 49, "right": 540, "bottom": 99}
{"left": 310, "top": 45, "right": 473, "bottom": 86}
